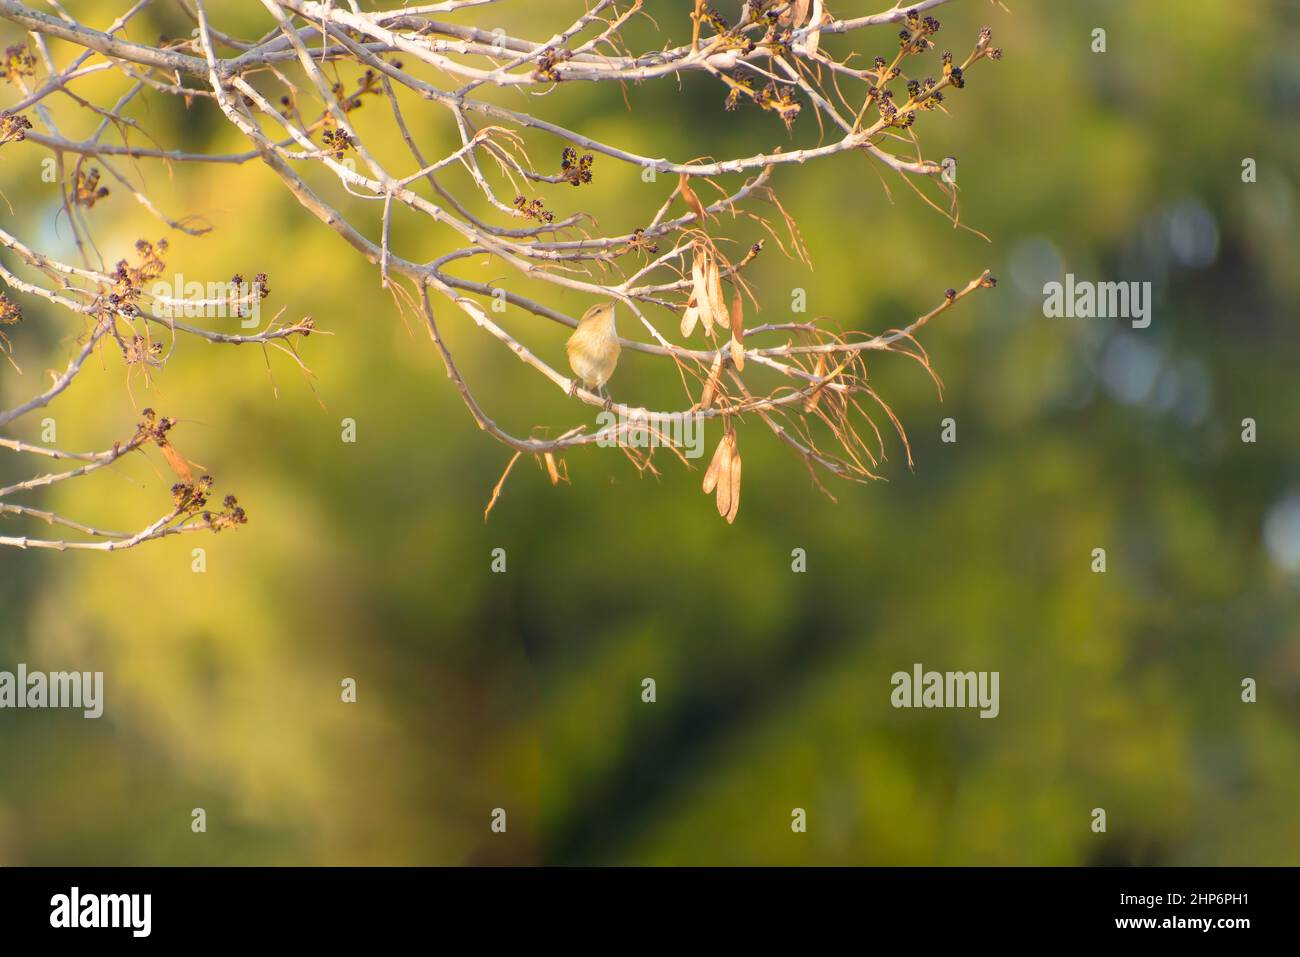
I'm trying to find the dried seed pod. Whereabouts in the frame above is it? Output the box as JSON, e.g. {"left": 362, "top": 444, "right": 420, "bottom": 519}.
{"left": 690, "top": 247, "right": 713, "bottom": 334}
{"left": 805, "top": 5, "right": 827, "bottom": 56}
{"left": 680, "top": 297, "right": 701, "bottom": 337}
{"left": 702, "top": 428, "right": 732, "bottom": 495}
{"left": 711, "top": 430, "right": 740, "bottom": 522}
{"left": 724, "top": 443, "right": 742, "bottom": 523}
{"left": 729, "top": 287, "right": 745, "bottom": 371}
{"left": 700, "top": 350, "right": 724, "bottom": 409}
{"left": 703, "top": 429, "right": 741, "bottom": 523}
{"left": 782, "top": 0, "right": 813, "bottom": 29}
{"left": 705, "top": 253, "right": 727, "bottom": 333}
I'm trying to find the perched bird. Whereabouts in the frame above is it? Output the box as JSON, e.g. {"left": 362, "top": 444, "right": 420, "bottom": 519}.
{"left": 565, "top": 301, "right": 620, "bottom": 401}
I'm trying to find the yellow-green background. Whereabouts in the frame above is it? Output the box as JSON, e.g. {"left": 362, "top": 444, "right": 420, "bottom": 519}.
{"left": 1, "top": 0, "right": 1297, "bottom": 864}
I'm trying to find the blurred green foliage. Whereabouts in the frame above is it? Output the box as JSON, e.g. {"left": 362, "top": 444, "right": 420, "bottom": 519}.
{"left": 0, "top": 0, "right": 1297, "bottom": 865}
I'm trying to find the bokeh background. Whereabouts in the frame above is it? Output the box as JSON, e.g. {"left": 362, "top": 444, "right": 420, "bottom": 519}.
{"left": 1, "top": 0, "right": 1297, "bottom": 865}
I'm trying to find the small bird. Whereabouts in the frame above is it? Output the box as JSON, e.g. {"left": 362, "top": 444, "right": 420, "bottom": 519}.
{"left": 565, "top": 301, "right": 620, "bottom": 403}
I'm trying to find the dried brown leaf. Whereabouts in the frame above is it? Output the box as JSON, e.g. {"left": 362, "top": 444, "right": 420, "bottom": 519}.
{"left": 679, "top": 173, "right": 709, "bottom": 224}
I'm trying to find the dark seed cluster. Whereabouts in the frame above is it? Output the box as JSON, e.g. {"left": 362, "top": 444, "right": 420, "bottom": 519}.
{"left": 137, "top": 407, "right": 175, "bottom": 445}
{"left": 724, "top": 75, "right": 754, "bottom": 112}
{"left": 331, "top": 69, "right": 383, "bottom": 112}
{"left": 73, "top": 168, "right": 110, "bottom": 208}
{"left": 708, "top": 4, "right": 998, "bottom": 136}
{"left": 228, "top": 272, "right": 272, "bottom": 318}
{"left": 0, "top": 291, "right": 19, "bottom": 355}
{"left": 0, "top": 110, "right": 32, "bottom": 146}
{"left": 124, "top": 333, "right": 164, "bottom": 369}
{"left": 106, "top": 239, "right": 169, "bottom": 314}
{"left": 321, "top": 124, "right": 354, "bottom": 159}
{"left": 136, "top": 409, "right": 248, "bottom": 532}
{"left": 626, "top": 228, "right": 660, "bottom": 256}
{"left": 172, "top": 475, "right": 248, "bottom": 530}
{"left": 3, "top": 44, "right": 35, "bottom": 84}
{"left": 701, "top": 4, "right": 729, "bottom": 34}
{"left": 0, "top": 291, "right": 22, "bottom": 326}
{"left": 513, "top": 195, "right": 555, "bottom": 224}
{"left": 560, "top": 146, "right": 593, "bottom": 187}
{"left": 756, "top": 82, "right": 801, "bottom": 131}
{"left": 534, "top": 46, "right": 572, "bottom": 82}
